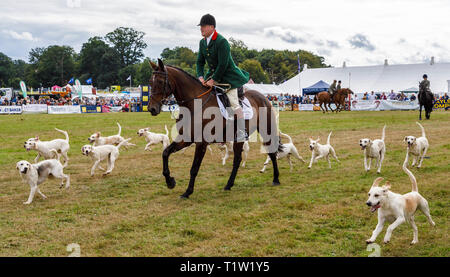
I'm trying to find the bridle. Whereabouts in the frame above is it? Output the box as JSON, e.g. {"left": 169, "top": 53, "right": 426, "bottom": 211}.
{"left": 150, "top": 69, "right": 214, "bottom": 107}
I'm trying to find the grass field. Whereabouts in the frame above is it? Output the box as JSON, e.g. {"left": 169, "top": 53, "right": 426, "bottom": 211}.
{"left": 0, "top": 110, "right": 448, "bottom": 257}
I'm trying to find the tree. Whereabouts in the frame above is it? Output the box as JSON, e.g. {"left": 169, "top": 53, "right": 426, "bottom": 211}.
{"left": 0, "top": 52, "right": 13, "bottom": 87}
{"left": 79, "top": 36, "right": 121, "bottom": 88}
{"left": 135, "top": 58, "right": 153, "bottom": 85}
{"left": 239, "top": 59, "right": 269, "bottom": 84}
{"left": 33, "top": 45, "right": 76, "bottom": 87}
{"left": 105, "top": 27, "right": 148, "bottom": 67}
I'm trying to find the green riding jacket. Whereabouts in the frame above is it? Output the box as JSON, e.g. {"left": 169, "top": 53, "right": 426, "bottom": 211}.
{"left": 196, "top": 31, "right": 249, "bottom": 89}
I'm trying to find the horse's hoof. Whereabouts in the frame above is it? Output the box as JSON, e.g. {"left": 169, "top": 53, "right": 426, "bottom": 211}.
{"left": 167, "top": 177, "right": 176, "bottom": 189}
{"left": 272, "top": 181, "right": 280, "bottom": 186}
{"left": 223, "top": 186, "right": 231, "bottom": 191}
{"left": 179, "top": 194, "right": 189, "bottom": 199}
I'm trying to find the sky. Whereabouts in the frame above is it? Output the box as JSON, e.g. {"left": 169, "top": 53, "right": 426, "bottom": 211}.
{"left": 1, "top": 0, "right": 450, "bottom": 68}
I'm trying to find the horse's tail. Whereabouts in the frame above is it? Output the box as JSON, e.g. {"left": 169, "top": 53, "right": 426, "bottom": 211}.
{"left": 416, "top": 122, "right": 426, "bottom": 138}
{"left": 381, "top": 125, "right": 386, "bottom": 141}
{"left": 327, "top": 131, "right": 332, "bottom": 145}
{"left": 314, "top": 95, "right": 317, "bottom": 104}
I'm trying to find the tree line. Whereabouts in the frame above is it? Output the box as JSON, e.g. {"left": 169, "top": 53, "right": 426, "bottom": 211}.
{"left": 0, "top": 27, "right": 329, "bottom": 90}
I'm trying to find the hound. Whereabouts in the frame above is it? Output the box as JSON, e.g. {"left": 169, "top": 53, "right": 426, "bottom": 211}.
{"left": 219, "top": 141, "right": 250, "bottom": 167}
{"left": 88, "top": 122, "right": 135, "bottom": 148}
{"left": 16, "top": 159, "right": 70, "bottom": 205}
{"left": 404, "top": 122, "right": 429, "bottom": 168}
{"left": 308, "top": 131, "right": 339, "bottom": 169}
{"left": 365, "top": 157, "right": 435, "bottom": 245}
{"left": 260, "top": 132, "right": 305, "bottom": 173}
{"left": 81, "top": 138, "right": 131, "bottom": 177}
{"left": 24, "top": 128, "right": 70, "bottom": 167}
{"left": 359, "top": 125, "right": 386, "bottom": 173}
{"left": 137, "top": 125, "right": 170, "bottom": 151}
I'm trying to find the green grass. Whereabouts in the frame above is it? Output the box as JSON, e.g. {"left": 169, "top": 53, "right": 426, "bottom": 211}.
{"left": 0, "top": 110, "right": 448, "bottom": 257}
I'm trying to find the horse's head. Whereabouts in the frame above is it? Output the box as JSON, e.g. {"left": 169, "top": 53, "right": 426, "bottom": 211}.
{"left": 149, "top": 59, "right": 172, "bottom": 116}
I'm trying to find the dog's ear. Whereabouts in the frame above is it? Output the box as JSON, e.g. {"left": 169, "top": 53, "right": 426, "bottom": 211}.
{"left": 371, "top": 177, "right": 384, "bottom": 188}
{"left": 316, "top": 137, "right": 320, "bottom": 142}
{"left": 35, "top": 136, "right": 39, "bottom": 141}
{"left": 96, "top": 132, "right": 100, "bottom": 137}
{"left": 383, "top": 181, "right": 391, "bottom": 192}
{"left": 404, "top": 136, "right": 407, "bottom": 142}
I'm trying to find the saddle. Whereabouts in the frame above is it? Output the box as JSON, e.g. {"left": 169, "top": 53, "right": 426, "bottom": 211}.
{"left": 212, "top": 86, "right": 245, "bottom": 109}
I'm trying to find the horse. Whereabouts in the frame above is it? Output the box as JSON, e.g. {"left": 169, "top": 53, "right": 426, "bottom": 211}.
{"left": 418, "top": 82, "right": 434, "bottom": 120}
{"left": 314, "top": 91, "right": 334, "bottom": 113}
{"left": 148, "top": 59, "right": 281, "bottom": 199}
{"left": 333, "top": 88, "right": 354, "bottom": 112}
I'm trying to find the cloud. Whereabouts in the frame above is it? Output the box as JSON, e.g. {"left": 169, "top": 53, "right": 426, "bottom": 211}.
{"left": 348, "top": 33, "right": 375, "bottom": 51}
{"left": 3, "top": 30, "right": 35, "bottom": 41}
{"left": 263, "top": 27, "right": 306, "bottom": 44}
{"left": 326, "top": 40, "right": 340, "bottom": 49}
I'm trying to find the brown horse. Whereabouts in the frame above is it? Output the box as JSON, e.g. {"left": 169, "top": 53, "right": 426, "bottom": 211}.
{"left": 333, "top": 88, "right": 354, "bottom": 112}
{"left": 148, "top": 59, "right": 280, "bottom": 199}
{"left": 314, "top": 91, "right": 334, "bottom": 113}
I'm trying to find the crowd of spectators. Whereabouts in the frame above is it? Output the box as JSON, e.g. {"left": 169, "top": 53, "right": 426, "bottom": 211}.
{"left": 0, "top": 95, "right": 141, "bottom": 112}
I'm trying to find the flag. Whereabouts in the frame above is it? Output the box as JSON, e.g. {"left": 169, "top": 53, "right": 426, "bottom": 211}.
{"left": 68, "top": 77, "right": 74, "bottom": 84}
{"left": 86, "top": 78, "right": 92, "bottom": 85}
{"left": 297, "top": 54, "right": 301, "bottom": 73}
{"left": 126, "top": 75, "right": 131, "bottom": 81}
{"left": 20, "top": 81, "right": 27, "bottom": 98}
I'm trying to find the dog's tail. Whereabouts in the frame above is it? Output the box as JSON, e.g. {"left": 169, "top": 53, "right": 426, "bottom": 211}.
{"left": 116, "top": 122, "right": 122, "bottom": 136}
{"left": 327, "top": 131, "right": 332, "bottom": 145}
{"left": 55, "top": 128, "right": 69, "bottom": 143}
{"left": 403, "top": 157, "right": 418, "bottom": 192}
{"left": 117, "top": 138, "right": 131, "bottom": 150}
{"left": 416, "top": 122, "right": 426, "bottom": 138}
{"left": 164, "top": 125, "right": 169, "bottom": 137}
{"left": 279, "top": 131, "right": 293, "bottom": 144}
{"left": 381, "top": 125, "right": 386, "bottom": 141}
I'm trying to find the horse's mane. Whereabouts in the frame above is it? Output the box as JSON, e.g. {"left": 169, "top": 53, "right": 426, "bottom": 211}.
{"left": 165, "top": 65, "right": 204, "bottom": 86}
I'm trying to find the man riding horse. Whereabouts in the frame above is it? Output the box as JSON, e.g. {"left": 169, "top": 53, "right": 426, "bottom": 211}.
{"left": 418, "top": 74, "right": 434, "bottom": 120}
{"left": 196, "top": 14, "right": 250, "bottom": 142}
{"left": 328, "top": 80, "right": 337, "bottom": 101}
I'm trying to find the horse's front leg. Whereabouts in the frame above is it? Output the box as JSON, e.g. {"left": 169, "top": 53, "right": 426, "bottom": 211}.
{"left": 163, "top": 141, "right": 192, "bottom": 190}
{"left": 224, "top": 142, "right": 244, "bottom": 191}
{"left": 419, "top": 104, "right": 422, "bottom": 120}
{"left": 180, "top": 142, "right": 208, "bottom": 199}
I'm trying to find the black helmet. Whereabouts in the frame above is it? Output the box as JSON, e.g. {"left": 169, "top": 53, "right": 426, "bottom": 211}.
{"left": 198, "top": 14, "right": 216, "bottom": 27}
{"left": 423, "top": 74, "right": 428, "bottom": 79}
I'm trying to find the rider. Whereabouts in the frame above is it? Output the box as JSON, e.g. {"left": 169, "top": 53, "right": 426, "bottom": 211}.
{"left": 328, "top": 80, "right": 337, "bottom": 101}
{"left": 196, "top": 14, "right": 250, "bottom": 142}
{"left": 337, "top": 80, "right": 342, "bottom": 91}
{"left": 420, "top": 74, "right": 431, "bottom": 94}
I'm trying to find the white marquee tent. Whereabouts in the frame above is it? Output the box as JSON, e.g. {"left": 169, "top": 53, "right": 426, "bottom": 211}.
{"left": 279, "top": 60, "right": 450, "bottom": 96}
{"left": 244, "top": 83, "right": 284, "bottom": 95}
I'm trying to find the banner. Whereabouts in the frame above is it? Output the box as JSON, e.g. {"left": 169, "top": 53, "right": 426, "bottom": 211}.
{"left": 299, "top": 104, "right": 314, "bottom": 111}
{"left": 81, "top": 105, "right": 102, "bottom": 113}
{"left": 20, "top": 81, "right": 27, "bottom": 98}
{"left": 0, "top": 106, "right": 22, "bottom": 114}
{"left": 48, "top": 106, "right": 81, "bottom": 114}
{"left": 351, "top": 100, "right": 419, "bottom": 111}
{"left": 433, "top": 99, "right": 449, "bottom": 110}
{"left": 22, "top": 104, "right": 48, "bottom": 114}
{"left": 75, "top": 79, "right": 82, "bottom": 98}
